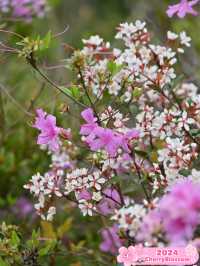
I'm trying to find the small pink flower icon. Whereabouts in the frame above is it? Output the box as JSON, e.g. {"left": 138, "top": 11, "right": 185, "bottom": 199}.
{"left": 117, "top": 246, "right": 138, "bottom": 266}
{"left": 185, "top": 244, "right": 199, "bottom": 264}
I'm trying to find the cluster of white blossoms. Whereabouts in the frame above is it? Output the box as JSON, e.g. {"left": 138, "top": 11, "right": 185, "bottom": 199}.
{"left": 26, "top": 21, "right": 200, "bottom": 235}
{"left": 134, "top": 83, "right": 200, "bottom": 191}
{"left": 65, "top": 168, "right": 107, "bottom": 216}
{"left": 158, "top": 138, "right": 197, "bottom": 169}
{"left": 100, "top": 106, "right": 129, "bottom": 130}
{"left": 24, "top": 141, "right": 76, "bottom": 220}
{"left": 24, "top": 172, "right": 62, "bottom": 221}
{"left": 111, "top": 200, "right": 146, "bottom": 238}
{"left": 79, "top": 20, "right": 191, "bottom": 101}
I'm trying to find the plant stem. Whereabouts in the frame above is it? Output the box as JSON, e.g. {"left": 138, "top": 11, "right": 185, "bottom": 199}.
{"left": 27, "top": 54, "right": 87, "bottom": 109}
{"left": 132, "top": 150, "right": 151, "bottom": 203}
{"left": 78, "top": 68, "right": 101, "bottom": 124}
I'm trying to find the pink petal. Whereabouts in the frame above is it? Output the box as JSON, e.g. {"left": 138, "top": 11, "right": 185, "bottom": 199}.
{"left": 81, "top": 108, "right": 96, "bottom": 123}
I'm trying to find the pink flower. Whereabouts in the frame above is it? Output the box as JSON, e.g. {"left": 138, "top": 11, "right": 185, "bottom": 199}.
{"left": 80, "top": 108, "right": 98, "bottom": 135}
{"left": 33, "top": 109, "right": 61, "bottom": 151}
{"left": 80, "top": 108, "right": 139, "bottom": 157}
{"left": 97, "top": 187, "right": 122, "bottom": 215}
{"left": 159, "top": 180, "right": 200, "bottom": 244}
{"left": 117, "top": 246, "right": 138, "bottom": 266}
{"left": 80, "top": 108, "right": 99, "bottom": 143}
{"left": 89, "top": 127, "right": 121, "bottom": 157}
{"left": 138, "top": 180, "right": 200, "bottom": 246}
{"left": 166, "top": 0, "right": 199, "bottom": 18}
{"left": 100, "top": 224, "right": 123, "bottom": 254}
{"left": 120, "top": 129, "right": 140, "bottom": 153}
{"left": 136, "top": 209, "right": 162, "bottom": 243}
{"left": 0, "top": 0, "right": 47, "bottom": 22}
{"left": 76, "top": 189, "right": 92, "bottom": 201}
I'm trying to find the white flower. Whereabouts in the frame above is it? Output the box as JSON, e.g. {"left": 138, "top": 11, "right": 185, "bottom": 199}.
{"left": 78, "top": 200, "right": 96, "bottom": 216}
{"left": 115, "top": 21, "right": 146, "bottom": 47}
{"left": 177, "top": 111, "right": 195, "bottom": 131}
{"left": 82, "top": 35, "right": 103, "bottom": 46}
{"left": 161, "top": 67, "right": 176, "bottom": 86}
{"left": 158, "top": 137, "right": 197, "bottom": 170}
{"left": 88, "top": 171, "right": 106, "bottom": 190}
{"left": 47, "top": 207, "right": 56, "bottom": 221}
{"left": 191, "top": 169, "right": 200, "bottom": 183}
{"left": 167, "top": 31, "right": 178, "bottom": 40}
{"left": 113, "top": 48, "right": 121, "bottom": 57}
{"left": 108, "top": 81, "right": 121, "bottom": 96}
{"left": 92, "top": 191, "right": 102, "bottom": 201}
{"left": 135, "top": 20, "right": 146, "bottom": 31}
{"left": 64, "top": 181, "right": 75, "bottom": 195}
{"left": 139, "top": 46, "right": 151, "bottom": 64}
{"left": 111, "top": 203, "right": 146, "bottom": 237}
{"left": 177, "top": 47, "right": 184, "bottom": 54}
{"left": 24, "top": 173, "right": 43, "bottom": 196}
{"left": 177, "top": 83, "right": 198, "bottom": 98}
{"left": 34, "top": 194, "right": 45, "bottom": 211}
{"left": 180, "top": 31, "right": 191, "bottom": 47}
{"left": 65, "top": 168, "right": 89, "bottom": 193}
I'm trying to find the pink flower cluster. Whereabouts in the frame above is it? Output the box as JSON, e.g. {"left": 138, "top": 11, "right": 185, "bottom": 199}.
{"left": 100, "top": 224, "right": 123, "bottom": 255}
{"left": 24, "top": 109, "right": 74, "bottom": 220}
{"left": 167, "top": 0, "right": 199, "bottom": 18}
{"left": 159, "top": 180, "right": 200, "bottom": 244}
{"left": 24, "top": 20, "right": 200, "bottom": 260}
{"left": 33, "top": 109, "right": 72, "bottom": 152}
{"left": 33, "top": 109, "right": 61, "bottom": 151}
{"left": 80, "top": 108, "right": 139, "bottom": 157}
{"left": 0, "top": 0, "right": 47, "bottom": 21}
{"left": 138, "top": 180, "right": 200, "bottom": 246}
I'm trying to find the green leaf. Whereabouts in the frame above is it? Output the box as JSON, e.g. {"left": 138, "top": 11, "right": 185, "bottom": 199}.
{"left": 190, "top": 129, "right": 200, "bottom": 137}
{"left": 39, "top": 240, "right": 57, "bottom": 256}
{"left": 10, "top": 231, "right": 20, "bottom": 248}
{"left": 26, "top": 229, "right": 40, "bottom": 248}
{"left": 41, "top": 31, "right": 52, "bottom": 50}
{"left": 179, "top": 169, "right": 190, "bottom": 177}
{"left": 70, "top": 86, "right": 80, "bottom": 98}
{"left": 132, "top": 87, "right": 142, "bottom": 98}
{"left": 0, "top": 258, "right": 10, "bottom": 266}
{"left": 39, "top": 244, "right": 52, "bottom": 256}
{"left": 57, "top": 218, "right": 73, "bottom": 238}
{"left": 59, "top": 86, "right": 80, "bottom": 99}
{"left": 41, "top": 221, "right": 56, "bottom": 239}
{"left": 135, "top": 149, "right": 149, "bottom": 159}
{"left": 107, "top": 61, "right": 122, "bottom": 75}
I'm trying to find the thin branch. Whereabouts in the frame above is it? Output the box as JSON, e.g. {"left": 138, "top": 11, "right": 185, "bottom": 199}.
{"left": 27, "top": 54, "right": 87, "bottom": 109}
{"left": 0, "top": 29, "right": 24, "bottom": 39}
{"left": 0, "top": 83, "right": 33, "bottom": 117}
{"left": 132, "top": 150, "right": 151, "bottom": 203}
{"left": 27, "top": 83, "right": 45, "bottom": 112}
{"left": 78, "top": 67, "right": 101, "bottom": 123}
{"left": 53, "top": 25, "right": 69, "bottom": 38}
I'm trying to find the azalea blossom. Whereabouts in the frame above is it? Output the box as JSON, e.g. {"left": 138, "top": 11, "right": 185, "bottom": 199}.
{"left": 138, "top": 180, "right": 200, "bottom": 245}
{"left": 23, "top": 20, "right": 200, "bottom": 260}
{"left": 100, "top": 224, "right": 123, "bottom": 254}
{"left": 80, "top": 108, "right": 139, "bottom": 157}
{"left": 166, "top": 0, "right": 199, "bottom": 18}
{"left": 80, "top": 108, "right": 98, "bottom": 136}
{"left": 33, "top": 109, "right": 61, "bottom": 151}
{"left": 0, "top": 0, "right": 47, "bottom": 21}
{"left": 159, "top": 180, "right": 200, "bottom": 244}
